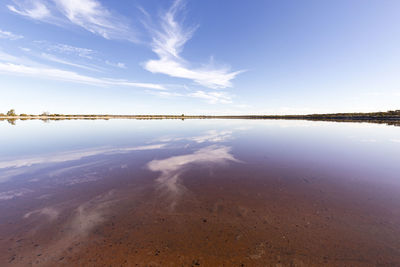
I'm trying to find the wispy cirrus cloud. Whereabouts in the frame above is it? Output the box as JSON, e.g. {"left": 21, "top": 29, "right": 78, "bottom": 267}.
{"left": 8, "top": 0, "right": 137, "bottom": 41}
{"left": 40, "top": 52, "right": 102, "bottom": 72}
{"left": 143, "top": 0, "right": 243, "bottom": 89}
{"left": 42, "top": 42, "right": 95, "bottom": 59}
{"left": 0, "top": 48, "right": 45, "bottom": 67}
{"left": 19, "top": 47, "right": 31, "bottom": 52}
{"left": 147, "top": 90, "right": 184, "bottom": 98}
{"left": 36, "top": 42, "right": 125, "bottom": 70}
{"left": 146, "top": 88, "right": 233, "bottom": 104}
{"left": 8, "top": 0, "right": 50, "bottom": 19}
{"left": 0, "top": 29, "right": 23, "bottom": 40}
{"left": 0, "top": 62, "right": 165, "bottom": 90}
{"left": 105, "top": 60, "right": 126, "bottom": 69}
{"left": 189, "top": 90, "right": 233, "bottom": 104}
{"left": 54, "top": 0, "right": 135, "bottom": 41}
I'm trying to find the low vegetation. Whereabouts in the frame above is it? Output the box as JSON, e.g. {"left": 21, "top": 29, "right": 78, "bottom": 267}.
{"left": 1, "top": 109, "right": 399, "bottom": 126}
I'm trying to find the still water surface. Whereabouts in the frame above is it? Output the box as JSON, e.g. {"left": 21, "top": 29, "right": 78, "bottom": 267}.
{"left": 1, "top": 119, "right": 400, "bottom": 266}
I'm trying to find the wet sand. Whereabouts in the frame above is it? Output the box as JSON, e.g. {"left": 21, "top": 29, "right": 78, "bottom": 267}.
{"left": 1, "top": 161, "right": 400, "bottom": 266}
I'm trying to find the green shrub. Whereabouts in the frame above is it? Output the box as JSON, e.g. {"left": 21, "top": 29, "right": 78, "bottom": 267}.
{"left": 6, "top": 109, "right": 16, "bottom": 116}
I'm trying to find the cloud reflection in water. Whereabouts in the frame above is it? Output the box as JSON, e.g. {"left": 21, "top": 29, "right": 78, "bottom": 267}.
{"left": 147, "top": 145, "right": 240, "bottom": 207}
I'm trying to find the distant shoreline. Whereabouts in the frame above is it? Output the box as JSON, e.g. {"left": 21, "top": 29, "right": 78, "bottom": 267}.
{"left": 1, "top": 111, "right": 400, "bottom": 126}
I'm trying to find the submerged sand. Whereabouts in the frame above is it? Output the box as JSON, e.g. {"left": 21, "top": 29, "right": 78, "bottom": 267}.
{"left": 1, "top": 161, "right": 400, "bottom": 266}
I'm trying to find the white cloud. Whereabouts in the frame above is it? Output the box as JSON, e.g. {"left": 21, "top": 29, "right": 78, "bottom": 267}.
{"left": 0, "top": 50, "right": 19, "bottom": 62}
{"left": 105, "top": 60, "right": 126, "bottom": 69}
{"left": 143, "top": 0, "right": 242, "bottom": 89}
{"left": 146, "top": 90, "right": 184, "bottom": 98}
{"left": 189, "top": 90, "right": 233, "bottom": 104}
{"left": 41, "top": 53, "right": 101, "bottom": 72}
{"left": 0, "top": 49, "right": 44, "bottom": 66}
{"left": 0, "top": 29, "right": 23, "bottom": 40}
{"left": 44, "top": 43, "right": 95, "bottom": 59}
{"left": 54, "top": 0, "right": 135, "bottom": 40}
{"left": 0, "top": 62, "right": 165, "bottom": 90}
{"left": 8, "top": 0, "right": 137, "bottom": 41}
{"left": 8, "top": 0, "right": 50, "bottom": 19}
{"left": 146, "top": 88, "right": 234, "bottom": 104}
{"left": 19, "top": 47, "right": 31, "bottom": 52}
{"left": 38, "top": 42, "right": 126, "bottom": 70}
{"left": 360, "top": 139, "right": 377, "bottom": 143}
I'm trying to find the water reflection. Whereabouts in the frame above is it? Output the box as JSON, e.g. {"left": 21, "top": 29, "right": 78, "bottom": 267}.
{"left": 158, "top": 130, "right": 233, "bottom": 143}
{"left": 147, "top": 145, "right": 239, "bottom": 208}
{"left": 0, "top": 120, "right": 400, "bottom": 266}
{"left": 0, "top": 144, "right": 167, "bottom": 188}
{"left": 0, "top": 144, "right": 167, "bottom": 170}
{"left": 0, "top": 188, "right": 33, "bottom": 200}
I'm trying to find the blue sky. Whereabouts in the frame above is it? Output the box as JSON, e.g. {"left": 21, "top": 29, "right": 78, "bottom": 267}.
{"left": 0, "top": 0, "right": 399, "bottom": 115}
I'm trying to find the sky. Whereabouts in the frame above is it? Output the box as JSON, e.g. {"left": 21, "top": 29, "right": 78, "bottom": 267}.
{"left": 0, "top": 0, "right": 400, "bottom": 115}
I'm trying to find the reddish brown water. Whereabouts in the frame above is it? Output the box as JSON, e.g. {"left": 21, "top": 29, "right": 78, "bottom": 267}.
{"left": 1, "top": 120, "right": 400, "bottom": 266}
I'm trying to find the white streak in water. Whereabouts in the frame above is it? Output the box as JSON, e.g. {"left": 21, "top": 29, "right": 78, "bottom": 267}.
{"left": 0, "top": 188, "right": 33, "bottom": 200}
{"left": 0, "top": 143, "right": 167, "bottom": 170}
{"left": 147, "top": 145, "right": 239, "bottom": 197}
{"left": 24, "top": 207, "right": 60, "bottom": 221}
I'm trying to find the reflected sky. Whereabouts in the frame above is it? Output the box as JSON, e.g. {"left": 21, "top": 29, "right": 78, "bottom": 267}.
{"left": 1, "top": 119, "right": 400, "bottom": 200}
{"left": 1, "top": 119, "right": 400, "bottom": 265}
{"left": 147, "top": 145, "right": 239, "bottom": 208}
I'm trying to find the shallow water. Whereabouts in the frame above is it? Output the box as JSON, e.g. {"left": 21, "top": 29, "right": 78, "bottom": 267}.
{"left": 1, "top": 119, "right": 400, "bottom": 266}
